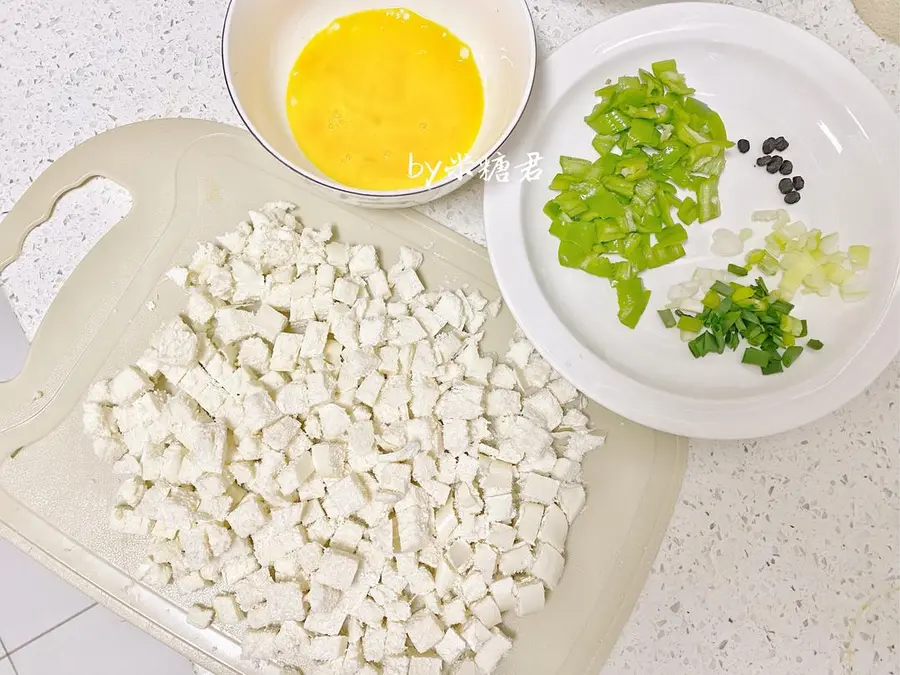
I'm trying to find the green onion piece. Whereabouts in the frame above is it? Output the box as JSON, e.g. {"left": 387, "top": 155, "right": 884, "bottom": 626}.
{"left": 770, "top": 298, "right": 795, "bottom": 315}
{"left": 761, "top": 360, "right": 784, "bottom": 375}
{"left": 807, "top": 339, "right": 824, "bottom": 351}
{"left": 701, "top": 290, "right": 721, "bottom": 309}
{"left": 688, "top": 333, "right": 710, "bottom": 358}
{"left": 731, "top": 286, "right": 754, "bottom": 303}
{"left": 746, "top": 249, "right": 766, "bottom": 266}
{"left": 727, "top": 263, "right": 749, "bottom": 277}
{"left": 711, "top": 280, "right": 734, "bottom": 296}
{"left": 781, "top": 346, "right": 803, "bottom": 368}
{"left": 658, "top": 309, "right": 676, "bottom": 328}
{"left": 677, "top": 315, "right": 704, "bottom": 333}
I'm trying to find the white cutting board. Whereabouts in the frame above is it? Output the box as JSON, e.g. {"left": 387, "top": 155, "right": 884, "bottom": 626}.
{"left": 0, "top": 119, "right": 686, "bottom": 675}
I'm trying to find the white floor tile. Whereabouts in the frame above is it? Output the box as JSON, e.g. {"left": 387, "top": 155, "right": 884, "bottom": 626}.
{"left": 0, "top": 539, "right": 93, "bottom": 651}
{"left": 0, "top": 658, "right": 14, "bottom": 675}
{"left": 9, "top": 605, "right": 194, "bottom": 675}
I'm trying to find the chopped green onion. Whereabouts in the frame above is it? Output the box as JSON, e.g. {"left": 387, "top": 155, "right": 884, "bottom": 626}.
{"left": 761, "top": 360, "right": 784, "bottom": 375}
{"left": 677, "top": 315, "right": 704, "bottom": 333}
{"left": 701, "top": 290, "right": 721, "bottom": 309}
{"left": 781, "top": 346, "right": 803, "bottom": 368}
{"left": 658, "top": 309, "right": 677, "bottom": 328}
{"left": 711, "top": 280, "right": 734, "bottom": 296}
{"left": 688, "top": 333, "right": 710, "bottom": 358}
{"left": 727, "top": 264, "right": 749, "bottom": 277}
{"left": 741, "top": 347, "right": 769, "bottom": 367}
{"left": 807, "top": 339, "right": 824, "bottom": 350}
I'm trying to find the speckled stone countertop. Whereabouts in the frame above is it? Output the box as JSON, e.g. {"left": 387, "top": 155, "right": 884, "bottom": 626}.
{"left": 0, "top": 1, "right": 897, "bottom": 673}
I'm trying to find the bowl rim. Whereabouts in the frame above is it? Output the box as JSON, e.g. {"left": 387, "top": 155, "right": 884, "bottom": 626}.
{"left": 221, "top": 0, "right": 538, "bottom": 199}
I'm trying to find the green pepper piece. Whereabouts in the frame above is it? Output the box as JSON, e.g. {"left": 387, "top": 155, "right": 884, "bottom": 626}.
{"left": 683, "top": 97, "right": 730, "bottom": 142}
{"left": 633, "top": 179, "right": 657, "bottom": 202}
{"left": 637, "top": 213, "right": 663, "bottom": 233}
{"left": 615, "top": 277, "right": 652, "bottom": 329}
{"left": 594, "top": 219, "right": 626, "bottom": 242}
{"left": 650, "top": 59, "right": 696, "bottom": 95}
{"left": 656, "top": 192, "right": 675, "bottom": 228}
{"left": 677, "top": 196, "right": 698, "bottom": 225}
{"left": 612, "top": 260, "right": 635, "bottom": 281}
{"left": 638, "top": 68, "right": 664, "bottom": 96}
{"left": 548, "top": 219, "right": 567, "bottom": 239}
{"left": 616, "top": 156, "right": 650, "bottom": 181}
{"left": 559, "top": 156, "right": 593, "bottom": 177}
{"left": 602, "top": 176, "right": 636, "bottom": 198}
{"left": 548, "top": 173, "right": 577, "bottom": 191}
{"left": 667, "top": 164, "right": 695, "bottom": 190}
{"left": 558, "top": 241, "right": 589, "bottom": 268}
{"left": 616, "top": 75, "right": 643, "bottom": 91}
{"left": 675, "top": 121, "right": 711, "bottom": 147}
{"left": 593, "top": 153, "right": 619, "bottom": 177}
{"left": 616, "top": 88, "right": 647, "bottom": 108}
{"left": 686, "top": 141, "right": 725, "bottom": 167}
{"left": 621, "top": 105, "right": 660, "bottom": 120}
{"left": 559, "top": 220, "right": 596, "bottom": 250}
{"left": 581, "top": 255, "right": 615, "bottom": 278}
{"left": 584, "top": 187, "right": 625, "bottom": 218}
{"left": 592, "top": 134, "right": 618, "bottom": 155}
{"left": 696, "top": 177, "right": 721, "bottom": 223}
{"left": 627, "top": 118, "right": 661, "bottom": 148}
{"left": 656, "top": 224, "right": 688, "bottom": 247}
{"left": 553, "top": 190, "right": 588, "bottom": 218}
{"left": 650, "top": 141, "right": 688, "bottom": 170}
{"left": 586, "top": 110, "right": 632, "bottom": 135}
{"left": 645, "top": 243, "right": 686, "bottom": 269}
{"left": 543, "top": 200, "right": 561, "bottom": 219}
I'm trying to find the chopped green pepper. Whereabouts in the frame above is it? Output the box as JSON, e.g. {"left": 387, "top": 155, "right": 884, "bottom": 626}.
{"left": 545, "top": 58, "right": 730, "bottom": 329}
{"left": 615, "top": 278, "right": 652, "bottom": 329}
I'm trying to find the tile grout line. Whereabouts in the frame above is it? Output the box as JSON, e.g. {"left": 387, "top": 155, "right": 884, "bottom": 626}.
{"left": 4, "top": 602, "right": 97, "bottom": 659}
{"left": 0, "top": 636, "right": 18, "bottom": 675}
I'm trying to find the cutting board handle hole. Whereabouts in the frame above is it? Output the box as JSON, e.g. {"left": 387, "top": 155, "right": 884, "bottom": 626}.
{"left": 1, "top": 177, "right": 132, "bottom": 342}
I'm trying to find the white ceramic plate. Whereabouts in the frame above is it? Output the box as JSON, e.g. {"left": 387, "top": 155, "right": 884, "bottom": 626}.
{"left": 484, "top": 3, "right": 900, "bottom": 439}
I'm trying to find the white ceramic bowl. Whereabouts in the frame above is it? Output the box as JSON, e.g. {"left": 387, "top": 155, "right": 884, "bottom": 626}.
{"left": 222, "top": 0, "right": 537, "bottom": 208}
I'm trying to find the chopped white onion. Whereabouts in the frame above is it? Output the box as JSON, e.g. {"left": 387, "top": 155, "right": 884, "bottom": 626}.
{"left": 711, "top": 229, "right": 744, "bottom": 257}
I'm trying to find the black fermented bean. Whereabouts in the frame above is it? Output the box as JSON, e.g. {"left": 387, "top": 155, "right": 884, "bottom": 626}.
{"left": 762, "top": 137, "right": 776, "bottom": 154}
{"left": 792, "top": 175, "right": 805, "bottom": 191}
{"left": 784, "top": 191, "right": 801, "bottom": 205}
{"left": 757, "top": 155, "right": 773, "bottom": 166}
{"left": 766, "top": 156, "right": 784, "bottom": 174}
{"left": 779, "top": 160, "right": 793, "bottom": 175}
{"left": 737, "top": 139, "right": 750, "bottom": 153}
{"left": 774, "top": 136, "right": 789, "bottom": 151}
{"left": 778, "top": 178, "right": 794, "bottom": 194}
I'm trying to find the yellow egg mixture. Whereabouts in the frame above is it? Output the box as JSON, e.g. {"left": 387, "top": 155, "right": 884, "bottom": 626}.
{"left": 286, "top": 8, "right": 484, "bottom": 191}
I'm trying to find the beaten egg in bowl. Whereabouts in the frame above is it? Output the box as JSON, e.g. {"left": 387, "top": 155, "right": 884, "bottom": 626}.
{"left": 285, "top": 8, "right": 485, "bottom": 192}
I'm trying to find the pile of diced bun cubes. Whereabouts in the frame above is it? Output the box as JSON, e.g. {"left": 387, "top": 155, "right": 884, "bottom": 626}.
{"left": 82, "top": 202, "right": 605, "bottom": 675}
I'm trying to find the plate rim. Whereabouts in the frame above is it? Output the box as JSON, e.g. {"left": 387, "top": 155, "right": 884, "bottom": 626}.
{"left": 483, "top": 2, "right": 900, "bottom": 439}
